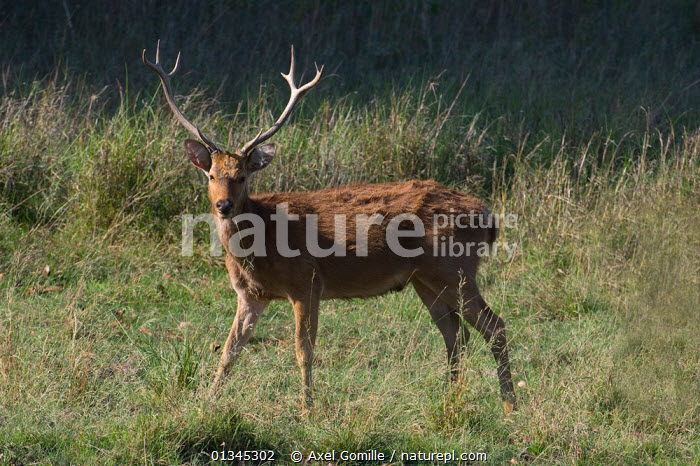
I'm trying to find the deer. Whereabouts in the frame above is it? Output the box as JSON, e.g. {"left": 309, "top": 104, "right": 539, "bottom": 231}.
{"left": 143, "top": 41, "right": 516, "bottom": 414}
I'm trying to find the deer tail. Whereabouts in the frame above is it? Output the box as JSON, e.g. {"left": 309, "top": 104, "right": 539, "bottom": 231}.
{"left": 482, "top": 208, "right": 499, "bottom": 245}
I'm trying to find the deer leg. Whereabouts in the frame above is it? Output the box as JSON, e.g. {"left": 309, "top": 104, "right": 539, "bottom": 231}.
{"left": 460, "top": 290, "right": 516, "bottom": 413}
{"left": 290, "top": 288, "right": 320, "bottom": 409}
{"left": 412, "top": 280, "right": 469, "bottom": 379}
{"left": 416, "top": 274, "right": 516, "bottom": 413}
{"left": 210, "top": 292, "right": 267, "bottom": 393}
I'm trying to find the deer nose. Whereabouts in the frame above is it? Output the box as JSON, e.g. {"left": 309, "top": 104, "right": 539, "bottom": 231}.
{"left": 215, "top": 199, "right": 233, "bottom": 215}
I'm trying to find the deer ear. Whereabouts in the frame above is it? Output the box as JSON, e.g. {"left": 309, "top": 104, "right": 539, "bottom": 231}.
{"left": 247, "top": 143, "right": 276, "bottom": 172}
{"left": 185, "top": 139, "right": 212, "bottom": 172}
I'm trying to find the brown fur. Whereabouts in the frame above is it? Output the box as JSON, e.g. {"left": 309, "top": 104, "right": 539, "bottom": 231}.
{"left": 220, "top": 180, "right": 491, "bottom": 300}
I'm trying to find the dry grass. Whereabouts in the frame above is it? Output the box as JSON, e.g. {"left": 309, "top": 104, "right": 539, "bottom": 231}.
{"left": 1, "top": 79, "right": 698, "bottom": 463}
{"left": 1, "top": 2, "right": 699, "bottom": 463}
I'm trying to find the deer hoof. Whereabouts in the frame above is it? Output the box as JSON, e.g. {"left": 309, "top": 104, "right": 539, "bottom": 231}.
{"left": 503, "top": 401, "right": 515, "bottom": 415}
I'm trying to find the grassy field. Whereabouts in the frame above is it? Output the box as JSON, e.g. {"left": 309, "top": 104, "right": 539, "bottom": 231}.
{"left": 1, "top": 2, "right": 699, "bottom": 464}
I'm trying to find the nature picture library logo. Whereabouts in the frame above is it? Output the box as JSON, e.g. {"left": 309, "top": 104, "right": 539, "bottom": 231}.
{"left": 182, "top": 204, "right": 519, "bottom": 260}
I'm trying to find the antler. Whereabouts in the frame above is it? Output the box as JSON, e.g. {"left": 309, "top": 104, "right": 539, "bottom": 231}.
{"left": 240, "top": 46, "right": 324, "bottom": 155}
{"left": 142, "top": 40, "right": 220, "bottom": 153}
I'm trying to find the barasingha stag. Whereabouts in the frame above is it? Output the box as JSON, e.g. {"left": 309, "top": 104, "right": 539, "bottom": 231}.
{"left": 143, "top": 41, "right": 516, "bottom": 413}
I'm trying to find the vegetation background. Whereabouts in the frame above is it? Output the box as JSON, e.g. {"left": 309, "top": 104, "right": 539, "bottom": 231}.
{"left": 1, "top": 1, "right": 698, "bottom": 463}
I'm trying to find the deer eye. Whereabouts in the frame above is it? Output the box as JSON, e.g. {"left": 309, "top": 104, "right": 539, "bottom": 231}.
{"left": 209, "top": 174, "right": 215, "bottom": 182}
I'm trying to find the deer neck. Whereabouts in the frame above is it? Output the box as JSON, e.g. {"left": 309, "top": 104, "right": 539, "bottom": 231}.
{"left": 215, "top": 195, "right": 262, "bottom": 260}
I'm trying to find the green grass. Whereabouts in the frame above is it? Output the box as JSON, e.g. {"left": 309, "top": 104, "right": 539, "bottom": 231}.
{"left": 1, "top": 78, "right": 698, "bottom": 463}
{"left": 1, "top": 2, "right": 700, "bottom": 463}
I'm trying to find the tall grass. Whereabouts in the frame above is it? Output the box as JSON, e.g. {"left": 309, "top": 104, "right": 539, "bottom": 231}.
{"left": 1, "top": 1, "right": 699, "bottom": 463}
{"left": 1, "top": 72, "right": 698, "bottom": 463}
{"left": 2, "top": 2, "right": 698, "bottom": 137}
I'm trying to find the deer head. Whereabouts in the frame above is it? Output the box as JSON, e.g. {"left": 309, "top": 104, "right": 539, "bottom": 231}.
{"left": 142, "top": 41, "right": 323, "bottom": 218}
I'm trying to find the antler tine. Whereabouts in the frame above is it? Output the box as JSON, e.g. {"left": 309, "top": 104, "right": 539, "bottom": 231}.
{"left": 169, "top": 52, "right": 181, "bottom": 76}
{"left": 143, "top": 40, "right": 220, "bottom": 153}
{"left": 241, "top": 46, "right": 324, "bottom": 155}
{"left": 283, "top": 44, "right": 297, "bottom": 86}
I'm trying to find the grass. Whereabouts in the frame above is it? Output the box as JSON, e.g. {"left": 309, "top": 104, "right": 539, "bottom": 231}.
{"left": 1, "top": 2, "right": 699, "bottom": 464}
{"left": 1, "top": 77, "right": 698, "bottom": 464}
